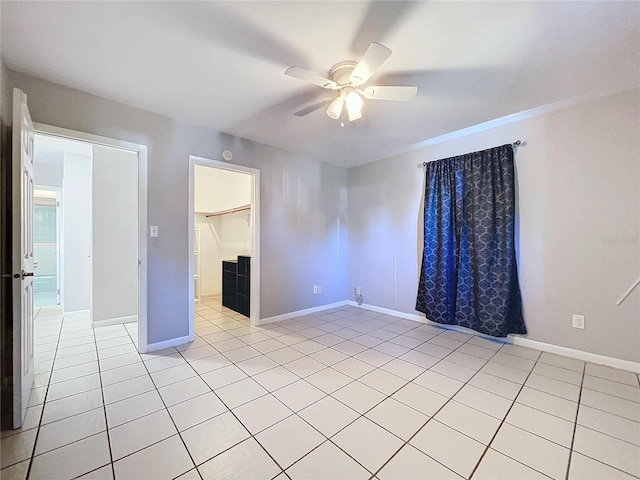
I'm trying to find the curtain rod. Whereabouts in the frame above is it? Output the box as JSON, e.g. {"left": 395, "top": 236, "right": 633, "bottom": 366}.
{"left": 421, "top": 140, "right": 523, "bottom": 167}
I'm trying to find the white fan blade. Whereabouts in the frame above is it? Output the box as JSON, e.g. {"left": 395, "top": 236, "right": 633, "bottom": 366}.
{"left": 294, "top": 98, "right": 333, "bottom": 117}
{"left": 350, "top": 42, "right": 392, "bottom": 85}
{"left": 363, "top": 85, "right": 417, "bottom": 101}
{"left": 285, "top": 67, "right": 337, "bottom": 89}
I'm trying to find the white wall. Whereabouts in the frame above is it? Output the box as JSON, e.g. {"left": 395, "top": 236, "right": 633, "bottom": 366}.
{"left": 348, "top": 89, "right": 640, "bottom": 363}
{"left": 33, "top": 154, "right": 63, "bottom": 188}
{"left": 92, "top": 145, "right": 138, "bottom": 323}
{"left": 196, "top": 212, "right": 252, "bottom": 297}
{"left": 9, "top": 71, "right": 349, "bottom": 344}
{"left": 195, "top": 167, "right": 251, "bottom": 213}
{"left": 220, "top": 210, "right": 252, "bottom": 260}
{"left": 62, "top": 152, "right": 91, "bottom": 313}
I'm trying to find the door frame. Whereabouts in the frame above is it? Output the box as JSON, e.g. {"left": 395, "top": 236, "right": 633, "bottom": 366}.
{"left": 188, "top": 156, "right": 260, "bottom": 332}
{"left": 33, "top": 123, "right": 149, "bottom": 352}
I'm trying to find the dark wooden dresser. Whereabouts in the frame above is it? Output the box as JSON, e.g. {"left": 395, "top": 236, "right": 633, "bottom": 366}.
{"left": 222, "top": 255, "right": 250, "bottom": 317}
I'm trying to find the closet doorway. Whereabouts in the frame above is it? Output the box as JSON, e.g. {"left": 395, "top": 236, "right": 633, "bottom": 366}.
{"left": 188, "top": 156, "right": 260, "bottom": 332}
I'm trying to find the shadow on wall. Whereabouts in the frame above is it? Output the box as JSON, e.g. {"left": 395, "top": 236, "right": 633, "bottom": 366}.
{"left": 0, "top": 113, "right": 15, "bottom": 429}
{"left": 416, "top": 165, "right": 426, "bottom": 289}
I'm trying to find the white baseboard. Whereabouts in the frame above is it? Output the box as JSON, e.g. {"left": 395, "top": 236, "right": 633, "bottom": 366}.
{"left": 63, "top": 309, "right": 90, "bottom": 320}
{"left": 258, "top": 301, "right": 349, "bottom": 326}
{"left": 344, "top": 301, "right": 640, "bottom": 374}
{"left": 510, "top": 336, "right": 640, "bottom": 374}
{"left": 344, "top": 300, "right": 425, "bottom": 322}
{"left": 91, "top": 315, "right": 138, "bottom": 329}
{"left": 146, "top": 334, "right": 193, "bottom": 353}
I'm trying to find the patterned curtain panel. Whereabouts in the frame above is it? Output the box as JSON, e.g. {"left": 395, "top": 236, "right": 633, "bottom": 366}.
{"left": 415, "top": 144, "right": 526, "bottom": 337}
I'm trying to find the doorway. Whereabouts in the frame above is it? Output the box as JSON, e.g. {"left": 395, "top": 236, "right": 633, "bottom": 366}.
{"left": 188, "top": 156, "right": 260, "bottom": 334}
{"left": 33, "top": 124, "right": 148, "bottom": 351}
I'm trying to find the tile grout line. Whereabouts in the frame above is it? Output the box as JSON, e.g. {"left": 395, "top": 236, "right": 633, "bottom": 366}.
{"left": 368, "top": 333, "right": 505, "bottom": 479}
{"left": 186, "top": 310, "right": 293, "bottom": 479}
{"left": 129, "top": 330, "right": 203, "bottom": 479}
{"left": 193, "top": 305, "right": 543, "bottom": 477}
{"left": 39, "top": 345, "right": 127, "bottom": 478}
{"left": 93, "top": 316, "right": 117, "bottom": 480}
{"left": 122, "top": 327, "right": 201, "bottom": 480}
{"left": 564, "top": 361, "right": 586, "bottom": 480}
{"left": 29, "top": 315, "right": 130, "bottom": 478}
{"left": 465, "top": 350, "right": 544, "bottom": 480}
{"left": 192, "top": 305, "right": 375, "bottom": 477}
{"left": 24, "top": 324, "right": 143, "bottom": 476}
{"left": 173, "top": 333, "right": 286, "bottom": 479}
{"left": 25, "top": 307, "right": 64, "bottom": 479}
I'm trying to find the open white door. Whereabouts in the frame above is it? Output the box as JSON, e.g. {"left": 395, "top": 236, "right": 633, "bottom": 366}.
{"left": 11, "top": 88, "right": 35, "bottom": 428}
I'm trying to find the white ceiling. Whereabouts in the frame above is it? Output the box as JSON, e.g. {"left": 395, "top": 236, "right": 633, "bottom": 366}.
{"left": 3, "top": 1, "right": 639, "bottom": 167}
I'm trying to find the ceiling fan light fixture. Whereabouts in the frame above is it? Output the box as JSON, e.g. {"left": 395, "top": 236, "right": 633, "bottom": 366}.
{"left": 326, "top": 96, "right": 344, "bottom": 120}
{"left": 345, "top": 89, "right": 363, "bottom": 110}
{"left": 345, "top": 88, "right": 363, "bottom": 122}
{"left": 347, "top": 104, "right": 363, "bottom": 122}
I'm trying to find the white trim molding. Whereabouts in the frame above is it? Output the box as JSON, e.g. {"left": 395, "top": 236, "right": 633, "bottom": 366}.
{"left": 62, "top": 309, "right": 91, "bottom": 320}
{"left": 510, "top": 336, "right": 640, "bottom": 374}
{"left": 344, "top": 301, "right": 424, "bottom": 322}
{"left": 344, "top": 301, "right": 640, "bottom": 374}
{"left": 146, "top": 335, "right": 193, "bottom": 353}
{"left": 91, "top": 315, "right": 138, "bottom": 329}
{"left": 259, "top": 301, "right": 349, "bottom": 326}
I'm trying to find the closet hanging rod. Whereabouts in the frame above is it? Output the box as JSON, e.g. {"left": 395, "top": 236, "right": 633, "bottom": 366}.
{"left": 421, "top": 140, "right": 524, "bottom": 167}
{"left": 205, "top": 204, "right": 251, "bottom": 218}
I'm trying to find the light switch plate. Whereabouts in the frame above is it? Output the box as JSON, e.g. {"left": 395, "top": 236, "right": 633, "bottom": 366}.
{"left": 150, "top": 226, "right": 158, "bottom": 238}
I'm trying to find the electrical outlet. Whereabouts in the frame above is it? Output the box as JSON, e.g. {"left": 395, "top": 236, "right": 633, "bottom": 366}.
{"left": 313, "top": 285, "right": 318, "bottom": 294}
{"left": 317, "top": 285, "right": 321, "bottom": 294}
{"left": 356, "top": 286, "right": 361, "bottom": 295}
{"left": 572, "top": 314, "right": 585, "bottom": 329}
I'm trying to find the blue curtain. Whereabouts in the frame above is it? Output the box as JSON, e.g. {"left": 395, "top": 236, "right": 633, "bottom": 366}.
{"left": 415, "top": 144, "right": 526, "bottom": 337}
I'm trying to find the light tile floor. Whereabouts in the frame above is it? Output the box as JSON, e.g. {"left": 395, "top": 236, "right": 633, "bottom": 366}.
{"left": 1, "top": 297, "right": 639, "bottom": 479}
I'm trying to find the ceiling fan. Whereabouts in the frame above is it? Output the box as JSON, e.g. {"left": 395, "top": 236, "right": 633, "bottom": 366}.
{"left": 285, "top": 42, "right": 417, "bottom": 124}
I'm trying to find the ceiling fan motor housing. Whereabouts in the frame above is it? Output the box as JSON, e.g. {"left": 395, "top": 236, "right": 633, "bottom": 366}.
{"left": 329, "top": 61, "right": 359, "bottom": 86}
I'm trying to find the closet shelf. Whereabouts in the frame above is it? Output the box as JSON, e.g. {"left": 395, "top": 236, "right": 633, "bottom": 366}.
{"left": 204, "top": 204, "right": 251, "bottom": 218}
